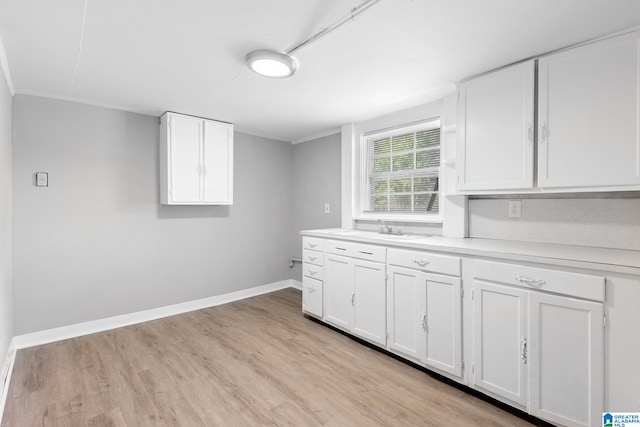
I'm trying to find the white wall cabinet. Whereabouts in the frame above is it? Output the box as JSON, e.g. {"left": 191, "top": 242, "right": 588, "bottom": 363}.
{"left": 473, "top": 260, "right": 605, "bottom": 426}
{"left": 457, "top": 60, "right": 535, "bottom": 191}
{"left": 160, "top": 112, "right": 233, "bottom": 205}
{"left": 457, "top": 31, "right": 640, "bottom": 194}
{"left": 387, "top": 249, "right": 462, "bottom": 377}
{"left": 538, "top": 32, "right": 640, "bottom": 189}
{"left": 323, "top": 240, "right": 387, "bottom": 346}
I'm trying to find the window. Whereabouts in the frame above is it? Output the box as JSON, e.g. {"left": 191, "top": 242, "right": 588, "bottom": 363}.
{"left": 362, "top": 119, "right": 441, "bottom": 216}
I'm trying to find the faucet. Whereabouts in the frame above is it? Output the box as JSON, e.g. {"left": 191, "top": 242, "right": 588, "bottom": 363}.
{"left": 378, "top": 219, "right": 393, "bottom": 235}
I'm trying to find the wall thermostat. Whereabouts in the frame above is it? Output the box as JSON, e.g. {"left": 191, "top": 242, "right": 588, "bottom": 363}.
{"left": 35, "top": 172, "right": 48, "bottom": 187}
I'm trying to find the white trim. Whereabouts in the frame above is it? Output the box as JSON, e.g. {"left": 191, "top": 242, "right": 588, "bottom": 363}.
{"left": 0, "top": 35, "right": 15, "bottom": 95}
{"left": 0, "top": 340, "right": 16, "bottom": 426}
{"left": 291, "top": 128, "right": 341, "bottom": 145}
{"left": 231, "top": 124, "right": 291, "bottom": 143}
{"left": 16, "top": 90, "right": 160, "bottom": 117}
{"left": 289, "top": 279, "right": 302, "bottom": 290}
{"left": 12, "top": 280, "right": 300, "bottom": 350}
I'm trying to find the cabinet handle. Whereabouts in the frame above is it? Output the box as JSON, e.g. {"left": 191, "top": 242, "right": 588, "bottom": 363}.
{"left": 521, "top": 337, "right": 527, "bottom": 364}
{"left": 420, "top": 311, "right": 427, "bottom": 332}
{"left": 309, "top": 269, "right": 317, "bottom": 275}
{"left": 197, "top": 165, "right": 203, "bottom": 174}
{"left": 335, "top": 247, "right": 347, "bottom": 251}
{"left": 515, "top": 276, "right": 546, "bottom": 286}
{"left": 309, "top": 287, "right": 316, "bottom": 294}
{"left": 359, "top": 251, "right": 373, "bottom": 255}
{"left": 540, "top": 122, "right": 548, "bottom": 144}
{"left": 412, "top": 258, "right": 430, "bottom": 267}
{"left": 527, "top": 124, "right": 533, "bottom": 144}
{"left": 351, "top": 292, "right": 355, "bottom": 306}
{"left": 203, "top": 166, "right": 208, "bottom": 175}
{"left": 309, "top": 243, "right": 318, "bottom": 248}
{"left": 309, "top": 255, "right": 318, "bottom": 261}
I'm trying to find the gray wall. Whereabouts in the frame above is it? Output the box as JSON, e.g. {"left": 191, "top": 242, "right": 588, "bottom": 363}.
{"left": 0, "top": 68, "right": 12, "bottom": 361}
{"left": 12, "top": 95, "right": 293, "bottom": 334}
{"left": 291, "top": 134, "right": 342, "bottom": 281}
{"left": 469, "top": 197, "right": 640, "bottom": 250}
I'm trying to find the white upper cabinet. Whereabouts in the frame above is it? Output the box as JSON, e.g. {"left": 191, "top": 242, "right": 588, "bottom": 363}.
{"left": 457, "top": 60, "right": 535, "bottom": 191}
{"left": 160, "top": 112, "right": 233, "bottom": 205}
{"left": 457, "top": 30, "right": 640, "bottom": 194}
{"left": 538, "top": 33, "right": 640, "bottom": 189}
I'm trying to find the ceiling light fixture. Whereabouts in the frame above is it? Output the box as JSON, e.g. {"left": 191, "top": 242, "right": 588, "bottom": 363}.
{"left": 246, "top": 0, "right": 383, "bottom": 79}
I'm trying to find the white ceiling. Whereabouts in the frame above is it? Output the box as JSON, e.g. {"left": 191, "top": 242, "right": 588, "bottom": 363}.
{"left": 1, "top": 0, "right": 640, "bottom": 142}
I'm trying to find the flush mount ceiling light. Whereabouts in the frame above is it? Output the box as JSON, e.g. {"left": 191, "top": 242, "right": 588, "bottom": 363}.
{"left": 246, "top": 50, "right": 298, "bottom": 79}
{"left": 246, "top": 0, "right": 383, "bottom": 79}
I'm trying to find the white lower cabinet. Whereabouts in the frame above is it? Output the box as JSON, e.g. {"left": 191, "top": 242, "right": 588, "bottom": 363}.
{"left": 302, "top": 276, "right": 323, "bottom": 317}
{"left": 529, "top": 292, "right": 604, "bottom": 427}
{"left": 473, "top": 260, "right": 605, "bottom": 427}
{"left": 387, "top": 249, "right": 462, "bottom": 378}
{"left": 303, "top": 235, "right": 611, "bottom": 427}
{"left": 324, "top": 247, "right": 386, "bottom": 346}
{"left": 474, "top": 281, "right": 528, "bottom": 406}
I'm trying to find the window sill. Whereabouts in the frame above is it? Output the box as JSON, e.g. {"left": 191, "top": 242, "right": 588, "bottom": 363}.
{"left": 355, "top": 213, "right": 443, "bottom": 224}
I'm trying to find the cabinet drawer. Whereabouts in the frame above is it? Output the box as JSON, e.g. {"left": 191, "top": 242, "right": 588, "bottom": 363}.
{"left": 302, "top": 276, "right": 323, "bottom": 317}
{"left": 388, "top": 248, "right": 461, "bottom": 276}
{"left": 474, "top": 260, "right": 605, "bottom": 302}
{"left": 304, "top": 263, "right": 324, "bottom": 281}
{"left": 324, "top": 239, "right": 386, "bottom": 263}
{"left": 303, "top": 237, "right": 324, "bottom": 251}
{"left": 303, "top": 249, "right": 324, "bottom": 266}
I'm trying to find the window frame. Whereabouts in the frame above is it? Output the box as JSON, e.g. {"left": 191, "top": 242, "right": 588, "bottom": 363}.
{"left": 357, "top": 118, "right": 443, "bottom": 223}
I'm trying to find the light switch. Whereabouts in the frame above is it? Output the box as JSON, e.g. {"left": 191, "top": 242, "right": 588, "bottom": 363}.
{"left": 508, "top": 200, "right": 521, "bottom": 218}
{"left": 35, "top": 172, "right": 48, "bottom": 187}
{"left": 324, "top": 203, "right": 330, "bottom": 214}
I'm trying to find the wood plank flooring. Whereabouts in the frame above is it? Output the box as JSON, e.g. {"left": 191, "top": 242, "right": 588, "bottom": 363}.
{"left": 2, "top": 288, "right": 539, "bottom": 426}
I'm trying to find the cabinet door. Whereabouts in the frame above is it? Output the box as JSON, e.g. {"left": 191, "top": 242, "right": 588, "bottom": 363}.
{"left": 387, "top": 266, "right": 424, "bottom": 360}
{"left": 457, "top": 60, "right": 535, "bottom": 191}
{"left": 169, "top": 114, "right": 203, "bottom": 203}
{"left": 538, "top": 33, "right": 640, "bottom": 189}
{"left": 324, "top": 254, "right": 353, "bottom": 330}
{"left": 529, "top": 293, "right": 604, "bottom": 427}
{"left": 353, "top": 259, "right": 386, "bottom": 346}
{"left": 302, "top": 276, "right": 323, "bottom": 318}
{"left": 423, "top": 273, "right": 462, "bottom": 377}
{"left": 474, "top": 281, "right": 528, "bottom": 406}
{"left": 203, "top": 120, "right": 233, "bottom": 204}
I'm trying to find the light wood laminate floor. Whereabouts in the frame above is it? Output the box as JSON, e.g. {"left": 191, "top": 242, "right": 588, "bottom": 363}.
{"left": 2, "top": 288, "right": 540, "bottom": 426}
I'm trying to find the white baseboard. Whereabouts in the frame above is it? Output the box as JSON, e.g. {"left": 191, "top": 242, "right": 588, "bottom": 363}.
{"left": 12, "top": 279, "right": 301, "bottom": 350}
{"left": 0, "top": 340, "right": 16, "bottom": 426}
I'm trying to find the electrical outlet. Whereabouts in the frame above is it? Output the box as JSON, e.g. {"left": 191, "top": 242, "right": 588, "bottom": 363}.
{"left": 324, "top": 203, "right": 330, "bottom": 214}
{"left": 508, "top": 200, "right": 522, "bottom": 218}
{"left": 35, "top": 172, "right": 48, "bottom": 187}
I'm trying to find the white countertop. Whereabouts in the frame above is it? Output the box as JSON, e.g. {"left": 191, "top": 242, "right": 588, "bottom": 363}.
{"left": 301, "top": 228, "right": 640, "bottom": 276}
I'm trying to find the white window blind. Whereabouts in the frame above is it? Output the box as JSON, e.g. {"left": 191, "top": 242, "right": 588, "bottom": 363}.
{"left": 364, "top": 120, "right": 441, "bottom": 214}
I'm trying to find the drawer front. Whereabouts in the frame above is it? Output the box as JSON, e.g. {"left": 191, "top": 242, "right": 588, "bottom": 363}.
{"left": 324, "top": 239, "right": 386, "bottom": 263}
{"left": 303, "top": 249, "right": 324, "bottom": 266}
{"left": 388, "top": 248, "right": 461, "bottom": 276}
{"left": 303, "top": 237, "right": 324, "bottom": 251}
{"left": 302, "top": 276, "right": 323, "bottom": 317}
{"left": 474, "top": 260, "right": 605, "bottom": 302}
{"left": 304, "top": 263, "right": 324, "bottom": 281}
